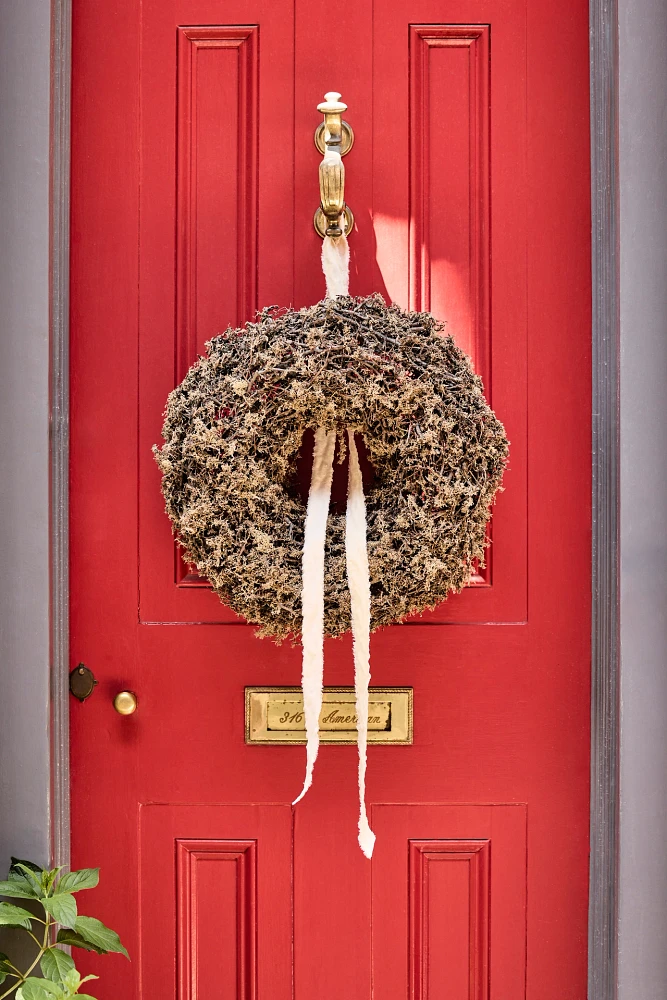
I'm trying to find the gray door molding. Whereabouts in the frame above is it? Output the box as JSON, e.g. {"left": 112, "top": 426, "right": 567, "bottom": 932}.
{"left": 588, "top": 0, "right": 620, "bottom": 996}
{"left": 50, "top": 0, "right": 621, "bottom": 992}
{"left": 51, "top": 0, "right": 72, "bottom": 872}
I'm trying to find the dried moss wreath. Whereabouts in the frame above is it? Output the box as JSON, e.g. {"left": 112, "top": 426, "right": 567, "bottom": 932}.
{"left": 154, "top": 294, "right": 508, "bottom": 641}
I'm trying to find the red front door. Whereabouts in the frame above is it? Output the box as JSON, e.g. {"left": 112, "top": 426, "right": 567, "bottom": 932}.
{"left": 70, "top": 0, "right": 592, "bottom": 996}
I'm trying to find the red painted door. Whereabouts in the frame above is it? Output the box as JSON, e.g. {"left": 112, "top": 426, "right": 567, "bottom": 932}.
{"left": 70, "top": 0, "right": 592, "bottom": 996}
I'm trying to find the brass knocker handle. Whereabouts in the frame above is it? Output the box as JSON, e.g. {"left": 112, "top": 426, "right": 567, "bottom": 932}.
{"left": 314, "top": 92, "right": 354, "bottom": 238}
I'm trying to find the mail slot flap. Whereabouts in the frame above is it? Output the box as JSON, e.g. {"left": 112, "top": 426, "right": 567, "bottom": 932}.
{"left": 245, "top": 687, "right": 413, "bottom": 745}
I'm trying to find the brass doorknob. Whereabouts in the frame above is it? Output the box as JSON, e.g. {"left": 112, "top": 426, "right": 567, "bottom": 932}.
{"left": 113, "top": 691, "right": 138, "bottom": 715}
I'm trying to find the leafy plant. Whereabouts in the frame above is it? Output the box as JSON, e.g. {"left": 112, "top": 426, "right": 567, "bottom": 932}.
{"left": 0, "top": 858, "right": 128, "bottom": 999}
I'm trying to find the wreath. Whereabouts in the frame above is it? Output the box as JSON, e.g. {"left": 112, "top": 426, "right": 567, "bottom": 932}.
{"left": 154, "top": 293, "right": 508, "bottom": 640}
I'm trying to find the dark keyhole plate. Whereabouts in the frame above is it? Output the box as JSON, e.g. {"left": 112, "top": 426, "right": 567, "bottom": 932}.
{"left": 69, "top": 663, "right": 98, "bottom": 702}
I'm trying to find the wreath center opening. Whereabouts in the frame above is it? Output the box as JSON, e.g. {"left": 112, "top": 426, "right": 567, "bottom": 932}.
{"left": 290, "top": 428, "right": 377, "bottom": 515}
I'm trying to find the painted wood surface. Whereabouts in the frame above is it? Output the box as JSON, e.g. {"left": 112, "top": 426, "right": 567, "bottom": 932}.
{"left": 69, "top": 0, "right": 592, "bottom": 995}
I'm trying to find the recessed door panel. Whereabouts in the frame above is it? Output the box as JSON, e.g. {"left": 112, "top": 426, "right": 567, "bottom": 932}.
{"left": 373, "top": 804, "right": 527, "bottom": 999}
{"left": 140, "top": 805, "right": 292, "bottom": 998}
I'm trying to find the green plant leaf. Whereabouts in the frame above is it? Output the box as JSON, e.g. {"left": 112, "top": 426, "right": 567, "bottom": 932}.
{"left": 10, "top": 858, "right": 43, "bottom": 876}
{"left": 44, "top": 867, "right": 65, "bottom": 894}
{"left": 41, "top": 946, "right": 76, "bottom": 982}
{"left": 74, "top": 995, "right": 99, "bottom": 999}
{"left": 0, "top": 878, "right": 37, "bottom": 899}
{"left": 8, "top": 859, "right": 44, "bottom": 899}
{"left": 74, "top": 916, "right": 129, "bottom": 959}
{"left": 61, "top": 969, "right": 80, "bottom": 993}
{"left": 0, "top": 901, "right": 35, "bottom": 928}
{"left": 43, "top": 893, "right": 77, "bottom": 929}
{"left": 16, "top": 978, "right": 64, "bottom": 999}
{"left": 55, "top": 930, "right": 105, "bottom": 955}
{"left": 57, "top": 869, "right": 99, "bottom": 895}
{"left": 0, "top": 951, "right": 15, "bottom": 978}
{"left": 59, "top": 969, "right": 99, "bottom": 998}
{"left": 12, "top": 864, "right": 45, "bottom": 897}
{"left": 7, "top": 870, "right": 39, "bottom": 898}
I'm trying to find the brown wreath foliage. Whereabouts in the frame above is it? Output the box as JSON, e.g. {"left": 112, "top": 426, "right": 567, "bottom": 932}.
{"left": 153, "top": 294, "right": 508, "bottom": 640}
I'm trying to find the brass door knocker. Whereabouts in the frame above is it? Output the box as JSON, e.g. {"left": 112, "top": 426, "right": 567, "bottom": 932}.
{"left": 313, "top": 92, "right": 354, "bottom": 238}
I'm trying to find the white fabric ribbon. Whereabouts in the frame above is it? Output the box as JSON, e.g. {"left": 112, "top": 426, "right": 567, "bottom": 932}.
{"left": 293, "top": 426, "right": 336, "bottom": 805}
{"left": 293, "top": 230, "right": 376, "bottom": 858}
{"left": 345, "top": 429, "right": 375, "bottom": 857}
{"left": 321, "top": 227, "right": 350, "bottom": 298}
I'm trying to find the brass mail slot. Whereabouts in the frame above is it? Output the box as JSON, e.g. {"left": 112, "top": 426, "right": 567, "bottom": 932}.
{"left": 245, "top": 686, "right": 413, "bottom": 745}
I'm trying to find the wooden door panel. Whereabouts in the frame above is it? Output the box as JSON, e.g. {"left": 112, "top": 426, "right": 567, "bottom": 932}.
{"left": 139, "top": 0, "right": 294, "bottom": 622}
{"left": 372, "top": 805, "right": 527, "bottom": 999}
{"left": 140, "top": 805, "right": 293, "bottom": 999}
{"left": 177, "top": 840, "right": 257, "bottom": 999}
{"left": 374, "top": 1, "right": 528, "bottom": 626}
{"left": 175, "top": 24, "right": 259, "bottom": 381}
{"left": 407, "top": 25, "right": 491, "bottom": 370}
{"left": 174, "top": 23, "right": 259, "bottom": 593}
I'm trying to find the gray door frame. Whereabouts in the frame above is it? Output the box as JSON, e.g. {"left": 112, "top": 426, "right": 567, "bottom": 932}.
{"left": 588, "top": 0, "right": 619, "bottom": 996}
{"left": 51, "top": 0, "right": 72, "bottom": 878}
{"left": 48, "top": 0, "right": 621, "bottom": 994}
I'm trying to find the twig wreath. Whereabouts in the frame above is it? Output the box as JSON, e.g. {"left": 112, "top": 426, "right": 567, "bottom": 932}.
{"left": 154, "top": 294, "right": 508, "bottom": 637}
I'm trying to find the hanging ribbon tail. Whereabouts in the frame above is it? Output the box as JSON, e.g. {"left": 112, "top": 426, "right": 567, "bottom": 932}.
{"left": 293, "top": 427, "right": 337, "bottom": 805}
{"left": 322, "top": 228, "right": 350, "bottom": 299}
{"left": 346, "top": 429, "right": 376, "bottom": 858}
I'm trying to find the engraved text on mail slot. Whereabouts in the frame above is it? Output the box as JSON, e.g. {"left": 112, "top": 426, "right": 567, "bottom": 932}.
{"left": 267, "top": 698, "right": 391, "bottom": 732}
